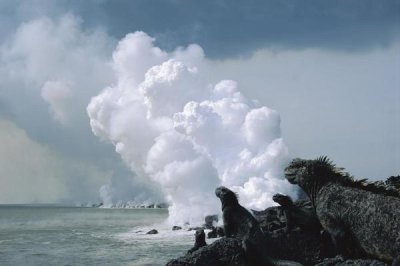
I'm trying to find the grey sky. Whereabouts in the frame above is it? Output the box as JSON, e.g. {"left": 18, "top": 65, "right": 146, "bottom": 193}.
{"left": 0, "top": 0, "right": 398, "bottom": 204}
{"left": 2, "top": 0, "right": 399, "bottom": 57}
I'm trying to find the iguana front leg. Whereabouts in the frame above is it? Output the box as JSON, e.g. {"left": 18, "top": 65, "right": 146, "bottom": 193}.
{"left": 222, "top": 207, "right": 235, "bottom": 238}
{"left": 393, "top": 239, "right": 400, "bottom": 266}
{"left": 393, "top": 255, "right": 400, "bottom": 266}
{"left": 319, "top": 212, "right": 363, "bottom": 258}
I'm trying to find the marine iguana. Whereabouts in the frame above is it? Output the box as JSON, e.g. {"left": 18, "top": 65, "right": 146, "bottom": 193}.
{"left": 215, "top": 186, "right": 303, "bottom": 266}
{"left": 187, "top": 229, "right": 207, "bottom": 254}
{"left": 284, "top": 157, "right": 400, "bottom": 264}
{"left": 272, "top": 193, "right": 321, "bottom": 232}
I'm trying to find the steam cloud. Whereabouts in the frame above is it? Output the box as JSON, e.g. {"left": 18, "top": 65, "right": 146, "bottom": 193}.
{"left": 87, "top": 32, "right": 295, "bottom": 225}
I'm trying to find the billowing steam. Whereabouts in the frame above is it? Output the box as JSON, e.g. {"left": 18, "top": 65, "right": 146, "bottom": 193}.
{"left": 87, "top": 32, "right": 295, "bottom": 225}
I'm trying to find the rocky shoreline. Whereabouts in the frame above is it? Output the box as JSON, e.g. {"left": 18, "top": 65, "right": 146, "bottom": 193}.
{"left": 165, "top": 199, "right": 390, "bottom": 266}
{"left": 165, "top": 173, "right": 399, "bottom": 266}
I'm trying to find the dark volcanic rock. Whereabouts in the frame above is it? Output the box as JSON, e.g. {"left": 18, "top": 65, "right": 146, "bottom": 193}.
{"left": 146, "top": 229, "right": 158, "bottom": 234}
{"left": 207, "top": 228, "right": 218, "bottom": 239}
{"left": 155, "top": 202, "right": 169, "bottom": 208}
{"left": 315, "top": 256, "right": 387, "bottom": 266}
{"left": 264, "top": 226, "right": 335, "bottom": 265}
{"left": 166, "top": 238, "right": 245, "bottom": 266}
{"left": 188, "top": 227, "right": 204, "bottom": 231}
{"left": 168, "top": 196, "right": 390, "bottom": 266}
{"left": 253, "top": 206, "right": 286, "bottom": 232}
{"left": 253, "top": 205, "right": 335, "bottom": 265}
{"left": 207, "top": 227, "right": 225, "bottom": 239}
{"left": 172, "top": 226, "right": 182, "bottom": 231}
{"left": 168, "top": 202, "right": 331, "bottom": 265}
{"left": 216, "top": 227, "right": 225, "bottom": 237}
{"left": 204, "top": 215, "right": 218, "bottom": 229}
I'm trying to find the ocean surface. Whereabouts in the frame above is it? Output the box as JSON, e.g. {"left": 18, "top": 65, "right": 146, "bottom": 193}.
{"left": 0, "top": 205, "right": 197, "bottom": 266}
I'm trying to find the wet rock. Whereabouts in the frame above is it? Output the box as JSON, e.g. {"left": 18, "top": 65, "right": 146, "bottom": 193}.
{"left": 264, "top": 226, "right": 334, "bottom": 265}
{"left": 253, "top": 205, "right": 335, "bottom": 265}
{"left": 168, "top": 197, "right": 392, "bottom": 266}
{"left": 188, "top": 227, "right": 203, "bottom": 231}
{"left": 166, "top": 238, "right": 245, "bottom": 266}
{"left": 155, "top": 202, "right": 169, "bottom": 208}
{"left": 315, "top": 256, "right": 387, "bottom": 266}
{"left": 146, "top": 229, "right": 158, "bottom": 234}
{"left": 204, "top": 215, "right": 218, "bottom": 229}
{"left": 216, "top": 227, "right": 225, "bottom": 237}
{"left": 207, "top": 227, "right": 225, "bottom": 239}
{"left": 172, "top": 226, "right": 182, "bottom": 231}
{"left": 207, "top": 228, "right": 218, "bottom": 239}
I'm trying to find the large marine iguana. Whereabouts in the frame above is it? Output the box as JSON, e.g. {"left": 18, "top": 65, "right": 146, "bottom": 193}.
{"left": 272, "top": 193, "right": 322, "bottom": 233}
{"left": 215, "top": 186, "right": 303, "bottom": 266}
{"left": 284, "top": 157, "right": 400, "bottom": 264}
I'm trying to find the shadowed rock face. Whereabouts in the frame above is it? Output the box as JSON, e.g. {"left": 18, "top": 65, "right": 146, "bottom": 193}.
{"left": 166, "top": 238, "right": 245, "bottom": 266}
{"left": 204, "top": 215, "right": 218, "bottom": 229}
{"left": 167, "top": 198, "right": 394, "bottom": 266}
{"left": 284, "top": 157, "right": 400, "bottom": 263}
{"left": 315, "top": 256, "right": 388, "bottom": 266}
{"left": 167, "top": 160, "right": 399, "bottom": 266}
{"left": 272, "top": 193, "right": 322, "bottom": 233}
{"left": 253, "top": 204, "right": 335, "bottom": 265}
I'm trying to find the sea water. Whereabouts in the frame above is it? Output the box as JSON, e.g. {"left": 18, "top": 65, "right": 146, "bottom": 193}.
{"left": 0, "top": 205, "right": 197, "bottom": 266}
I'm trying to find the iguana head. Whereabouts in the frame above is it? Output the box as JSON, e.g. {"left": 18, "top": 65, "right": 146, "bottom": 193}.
{"left": 272, "top": 193, "right": 293, "bottom": 207}
{"left": 284, "top": 158, "right": 310, "bottom": 186}
{"left": 195, "top": 229, "right": 206, "bottom": 243}
{"left": 285, "top": 156, "right": 400, "bottom": 200}
{"left": 284, "top": 156, "right": 337, "bottom": 204}
{"left": 215, "top": 186, "right": 239, "bottom": 208}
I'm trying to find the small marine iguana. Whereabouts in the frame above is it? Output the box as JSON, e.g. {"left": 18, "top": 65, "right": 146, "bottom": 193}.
{"left": 272, "top": 193, "right": 321, "bottom": 232}
{"left": 215, "top": 186, "right": 303, "bottom": 266}
{"left": 187, "top": 229, "right": 207, "bottom": 254}
{"left": 284, "top": 157, "right": 400, "bottom": 264}
{"left": 386, "top": 175, "right": 400, "bottom": 190}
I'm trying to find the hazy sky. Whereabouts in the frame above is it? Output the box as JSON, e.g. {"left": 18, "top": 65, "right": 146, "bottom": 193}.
{"left": 0, "top": 0, "right": 399, "bottom": 204}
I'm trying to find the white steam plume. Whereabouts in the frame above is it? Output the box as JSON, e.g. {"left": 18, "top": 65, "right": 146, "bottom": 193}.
{"left": 87, "top": 31, "right": 295, "bottom": 225}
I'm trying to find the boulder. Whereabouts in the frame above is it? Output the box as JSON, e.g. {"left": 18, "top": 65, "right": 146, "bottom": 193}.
{"left": 207, "top": 226, "right": 225, "bottom": 239}
{"left": 204, "top": 215, "right": 218, "bottom": 229}
{"left": 188, "top": 227, "right": 204, "bottom": 231}
{"left": 146, "top": 229, "right": 158, "bottom": 234}
{"left": 168, "top": 200, "right": 389, "bottom": 266}
{"left": 315, "top": 256, "right": 387, "bottom": 266}
{"left": 207, "top": 228, "right": 218, "bottom": 239}
{"left": 166, "top": 238, "right": 245, "bottom": 266}
{"left": 253, "top": 205, "right": 335, "bottom": 265}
